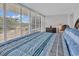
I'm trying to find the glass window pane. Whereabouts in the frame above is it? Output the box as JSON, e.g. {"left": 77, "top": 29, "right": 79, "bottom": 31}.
{"left": 21, "top": 7, "right": 29, "bottom": 35}
{"left": 6, "top": 4, "right": 21, "bottom": 40}
{"left": 0, "top": 4, "right": 4, "bottom": 42}
{"left": 31, "top": 16, "right": 35, "bottom": 29}
{"left": 30, "top": 11, "right": 36, "bottom": 31}
{"left": 39, "top": 15, "right": 41, "bottom": 28}
{"left": 36, "top": 14, "right": 41, "bottom": 29}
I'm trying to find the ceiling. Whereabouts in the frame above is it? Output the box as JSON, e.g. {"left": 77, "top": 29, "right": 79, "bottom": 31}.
{"left": 22, "top": 3, "right": 79, "bottom": 16}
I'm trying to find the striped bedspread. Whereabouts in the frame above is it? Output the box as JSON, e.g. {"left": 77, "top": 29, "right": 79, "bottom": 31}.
{"left": 63, "top": 28, "right": 79, "bottom": 56}
{"left": 0, "top": 32, "right": 55, "bottom": 56}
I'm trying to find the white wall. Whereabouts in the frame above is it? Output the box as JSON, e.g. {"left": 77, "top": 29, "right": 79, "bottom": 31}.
{"left": 45, "top": 14, "right": 70, "bottom": 28}
{"left": 45, "top": 10, "right": 79, "bottom": 28}
{"left": 67, "top": 14, "right": 74, "bottom": 27}
{"left": 73, "top": 7, "right": 79, "bottom": 27}
{"left": 67, "top": 6, "right": 79, "bottom": 28}
{"left": 39, "top": 5, "right": 79, "bottom": 29}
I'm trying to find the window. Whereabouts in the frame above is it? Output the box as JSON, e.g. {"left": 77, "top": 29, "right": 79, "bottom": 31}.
{"left": 30, "top": 11, "right": 36, "bottom": 32}
{"left": 21, "top": 7, "right": 29, "bottom": 35}
{"left": 36, "top": 15, "right": 41, "bottom": 29}
{"left": 31, "top": 16, "right": 36, "bottom": 29}
{"left": 30, "top": 12, "right": 42, "bottom": 32}
{"left": 0, "top": 3, "right": 44, "bottom": 41}
{"left": 6, "top": 4, "right": 21, "bottom": 40}
{"left": 0, "top": 4, "right": 4, "bottom": 42}
{"left": 41, "top": 16, "right": 45, "bottom": 31}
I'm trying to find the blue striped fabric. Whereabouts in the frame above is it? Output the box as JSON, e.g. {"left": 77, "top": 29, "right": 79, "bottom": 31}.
{"left": 8, "top": 32, "right": 49, "bottom": 56}
{"left": 40, "top": 34, "right": 55, "bottom": 56}
{"left": 0, "top": 32, "right": 54, "bottom": 56}
{"left": 63, "top": 28, "right": 79, "bottom": 56}
{"left": 62, "top": 36, "right": 69, "bottom": 56}
{"left": 0, "top": 32, "right": 42, "bottom": 55}
{"left": 0, "top": 32, "right": 39, "bottom": 47}
{"left": 32, "top": 33, "right": 52, "bottom": 56}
